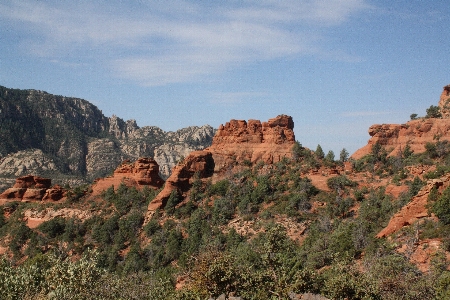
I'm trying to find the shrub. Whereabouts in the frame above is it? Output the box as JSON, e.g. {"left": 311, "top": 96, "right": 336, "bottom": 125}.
{"left": 208, "top": 179, "right": 230, "bottom": 197}
{"left": 326, "top": 175, "right": 357, "bottom": 192}
{"left": 426, "top": 105, "right": 442, "bottom": 118}
{"left": 38, "top": 217, "right": 66, "bottom": 239}
{"left": 144, "top": 217, "right": 162, "bottom": 237}
{"left": 433, "top": 186, "right": 450, "bottom": 225}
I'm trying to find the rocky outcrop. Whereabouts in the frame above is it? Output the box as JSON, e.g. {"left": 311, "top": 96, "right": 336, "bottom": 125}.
{"left": 377, "top": 175, "right": 450, "bottom": 238}
{"left": 352, "top": 85, "right": 450, "bottom": 159}
{"left": 0, "top": 85, "right": 215, "bottom": 184}
{"left": 0, "top": 175, "right": 65, "bottom": 201}
{"left": 147, "top": 151, "right": 214, "bottom": 211}
{"left": 42, "top": 185, "right": 66, "bottom": 201}
{"left": 438, "top": 84, "right": 450, "bottom": 118}
{"left": 207, "top": 115, "right": 295, "bottom": 172}
{"left": 154, "top": 144, "right": 196, "bottom": 178}
{"left": 108, "top": 115, "right": 139, "bottom": 139}
{"left": 0, "top": 149, "right": 59, "bottom": 177}
{"left": 351, "top": 119, "right": 450, "bottom": 159}
{"left": 90, "top": 157, "right": 164, "bottom": 196}
{"left": 86, "top": 139, "right": 123, "bottom": 179}
{"left": 146, "top": 115, "right": 295, "bottom": 214}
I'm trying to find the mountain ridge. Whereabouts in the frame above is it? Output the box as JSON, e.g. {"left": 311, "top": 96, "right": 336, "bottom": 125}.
{"left": 0, "top": 85, "right": 215, "bottom": 191}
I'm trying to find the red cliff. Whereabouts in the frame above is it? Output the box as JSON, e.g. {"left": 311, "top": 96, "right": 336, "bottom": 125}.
{"left": 377, "top": 175, "right": 450, "bottom": 238}
{"left": 207, "top": 115, "right": 295, "bottom": 172}
{"left": 90, "top": 157, "right": 164, "bottom": 196}
{"left": 147, "top": 150, "right": 214, "bottom": 212}
{"left": 146, "top": 115, "right": 295, "bottom": 214}
{"left": 352, "top": 85, "right": 450, "bottom": 159}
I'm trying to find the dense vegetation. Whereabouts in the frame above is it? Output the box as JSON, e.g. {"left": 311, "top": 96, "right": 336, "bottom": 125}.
{"left": 1, "top": 138, "right": 450, "bottom": 299}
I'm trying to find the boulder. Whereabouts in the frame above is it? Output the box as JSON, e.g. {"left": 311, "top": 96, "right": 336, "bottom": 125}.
{"left": 438, "top": 84, "right": 450, "bottom": 118}
{"left": 22, "top": 188, "right": 47, "bottom": 201}
{"left": 42, "top": 185, "right": 66, "bottom": 201}
{"left": 0, "top": 188, "right": 27, "bottom": 199}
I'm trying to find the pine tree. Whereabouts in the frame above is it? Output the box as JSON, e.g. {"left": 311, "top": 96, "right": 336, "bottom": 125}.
{"left": 315, "top": 144, "right": 324, "bottom": 159}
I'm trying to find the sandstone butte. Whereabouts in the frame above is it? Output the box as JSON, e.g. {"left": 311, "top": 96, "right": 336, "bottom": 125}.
{"left": 90, "top": 157, "right": 164, "bottom": 196}
{"left": 146, "top": 115, "right": 296, "bottom": 217}
{"left": 0, "top": 175, "right": 66, "bottom": 202}
{"left": 352, "top": 84, "right": 450, "bottom": 159}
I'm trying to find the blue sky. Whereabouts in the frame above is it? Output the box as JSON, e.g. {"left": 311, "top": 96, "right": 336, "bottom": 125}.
{"left": 0, "top": 0, "right": 449, "bottom": 154}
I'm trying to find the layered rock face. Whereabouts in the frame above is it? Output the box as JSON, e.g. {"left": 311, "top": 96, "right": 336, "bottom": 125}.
{"left": 377, "top": 175, "right": 450, "bottom": 238}
{"left": 352, "top": 85, "right": 450, "bottom": 159}
{"left": 146, "top": 115, "right": 295, "bottom": 213}
{"left": 147, "top": 151, "right": 214, "bottom": 212}
{"left": 0, "top": 85, "right": 215, "bottom": 190}
{"left": 207, "top": 115, "right": 295, "bottom": 172}
{"left": 0, "top": 175, "right": 65, "bottom": 201}
{"left": 438, "top": 84, "right": 450, "bottom": 118}
{"left": 90, "top": 157, "right": 164, "bottom": 196}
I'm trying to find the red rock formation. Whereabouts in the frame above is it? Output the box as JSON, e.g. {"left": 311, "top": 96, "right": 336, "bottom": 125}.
{"left": 438, "top": 84, "right": 450, "bottom": 118}
{"left": 0, "top": 188, "right": 27, "bottom": 199}
{"left": 12, "top": 175, "right": 51, "bottom": 189}
{"left": 377, "top": 175, "right": 450, "bottom": 238}
{"left": 352, "top": 85, "right": 450, "bottom": 159}
{"left": 42, "top": 185, "right": 66, "bottom": 201}
{"left": 91, "top": 157, "right": 164, "bottom": 196}
{"left": 0, "top": 175, "right": 62, "bottom": 201}
{"left": 22, "top": 189, "right": 47, "bottom": 201}
{"left": 146, "top": 115, "right": 295, "bottom": 215}
{"left": 207, "top": 115, "right": 295, "bottom": 172}
{"left": 147, "top": 150, "right": 214, "bottom": 211}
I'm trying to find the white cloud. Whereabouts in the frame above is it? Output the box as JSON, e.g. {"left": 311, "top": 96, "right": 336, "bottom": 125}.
{"left": 0, "top": 0, "right": 370, "bottom": 86}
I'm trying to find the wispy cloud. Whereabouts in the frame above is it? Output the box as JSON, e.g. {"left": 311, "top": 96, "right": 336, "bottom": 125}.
{"left": 0, "top": 0, "right": 370, "bottom": 86}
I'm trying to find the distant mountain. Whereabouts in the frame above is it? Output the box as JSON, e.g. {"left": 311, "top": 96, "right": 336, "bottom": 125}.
{"left": 0, "top": 85, "right": 215, "bottom": 190}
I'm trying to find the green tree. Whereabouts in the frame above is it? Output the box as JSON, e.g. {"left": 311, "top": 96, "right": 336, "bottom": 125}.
{"left": 165, "top": 190, "right": 180, "bottom": 215}
{"left": 426, "top": 105, "right": 442, "bottom": 118}
{"left": 410, "top": 113, "right": 418, "bottom": 120}
{"left": 325, "top": 150, "right": 335, "bottom": 162}
{"left": 315, "top": 144, "right": 324, "bottom": 159}
{"left": 339, "top": 148, "right": 349, "bottom": 162}
{"left": 433, "top": 186, "right": 450, "bottom": 224}
{"left": 292, "top": 141, "right": 305, "bottom": 161}
{"left": 402, "top": 144, "right": 413, "bottom": 158}
{"left": 327, "top": 175, "right": 356, "bottom": 192}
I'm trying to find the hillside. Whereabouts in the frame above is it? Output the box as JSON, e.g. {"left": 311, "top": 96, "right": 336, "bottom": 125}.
{"left": 1, "top": 85, "right": 450, "bottom": 299}
{"left": 0, "top": 85, "right": 215, "bottom": 191}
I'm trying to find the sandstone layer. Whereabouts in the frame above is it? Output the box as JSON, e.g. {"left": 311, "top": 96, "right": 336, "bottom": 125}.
{"left": 207, "top": 115, "right": 295, "bottom": 172}
{"left": 0, "top": 175, "right": 66, "bottom": 201}
{"left": 438, "top": 84, "right": 450, "bottom": 118}
{"left": 352, "top": 85, "right": 450, "bottom": 159}
{"left": 377, "top": 175, "right": 450, "bottom": 238}
{"left": 90, "top": 157, "right": 164, "bottom": 196}
{"left": 147, "top": 150, "right": 214, "bottom": 212}
{"left": 146, "top": 115, "right": 295, "bottom": 214}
